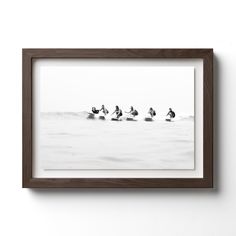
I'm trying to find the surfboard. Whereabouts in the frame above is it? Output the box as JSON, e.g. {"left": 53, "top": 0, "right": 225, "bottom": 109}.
{"left": 126, "top": 117, "right": 137, "bottom": 121}
{"left": 111, "top": 118, "right": 121, "bottom": 121}
{"left": 87, "top": 113, "right": 95, "bottom": 119}
{"left": 165, "top": 118, "right": 172, "bottom": 122}
{"left": 144, "top": 117, "right": 153, "bottom": 122}
{"left": 99, "top": 116, "right": 105, "bottom": 120}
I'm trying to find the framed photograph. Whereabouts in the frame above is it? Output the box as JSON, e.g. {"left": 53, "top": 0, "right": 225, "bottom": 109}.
{"left": 23, "top": 49, "right": 213, "bottom": 188}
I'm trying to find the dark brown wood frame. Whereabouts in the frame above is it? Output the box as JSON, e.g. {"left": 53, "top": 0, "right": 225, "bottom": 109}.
{"left": 23, "top": 49, "right": 213, "bottom": 188}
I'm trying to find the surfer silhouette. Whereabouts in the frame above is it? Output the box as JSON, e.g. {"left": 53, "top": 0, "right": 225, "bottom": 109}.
{"left": 148, "top": 107, "right": 156, "bottom": 118}
{"left": 166, "top": 108, "right": 175, "bottom": 118}
{"left": 111, "top": 106, "right": 123, "bottom": 119}
{"left": 125, "top": 106, "right": 138, "bottom": 117}
{"left": 91, "top": 107, "right": 99, "bottom": 114}
{"left": 99, "top": 105, "right": 109, "bottom": 116}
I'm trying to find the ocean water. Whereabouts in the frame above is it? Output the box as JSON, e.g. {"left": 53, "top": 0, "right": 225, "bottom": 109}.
{"left": 39, "top": 112, "right": 194, "bottom": 170}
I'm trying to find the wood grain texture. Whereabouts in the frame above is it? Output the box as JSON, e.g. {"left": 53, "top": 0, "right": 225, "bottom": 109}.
{"left": 23, "top": 48, "right": 212, "bottom": 58}
{"left": 203, "top": 49, "right": 214, "bottom": 187}
{"left": 22, "top": 50, "right": 33, "bottom": 187}
{"left": 22, "top": 49, "right": 214, "bottom": 188}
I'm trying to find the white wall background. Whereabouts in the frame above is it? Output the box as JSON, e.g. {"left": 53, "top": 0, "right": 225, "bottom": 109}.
{"left": 0, "top": 0, "right": 235, "bottom": 235}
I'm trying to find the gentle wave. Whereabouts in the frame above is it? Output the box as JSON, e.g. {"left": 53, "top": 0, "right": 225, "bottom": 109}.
{"left": 41, "top": 112, "right": 194, "bottom": 121}
{"left": 41, "top": 111, "right": 88, "bottom": 118}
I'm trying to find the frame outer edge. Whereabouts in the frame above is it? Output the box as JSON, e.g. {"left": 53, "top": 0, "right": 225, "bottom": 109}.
{"left": 22, "top": 48, "right": 214, "bottom": 188}
{"left": 203, "top": 49, "right": 214, "bottom": 188}
{"left": 22, "top": 49, "right": 33, "bottom": 187}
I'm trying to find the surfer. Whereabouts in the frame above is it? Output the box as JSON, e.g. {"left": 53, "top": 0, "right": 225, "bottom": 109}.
{"left": 111, "top": 105, "right": 123, "bottom": 119}
{"left": 91, "top": 107, "right": 100, "bottom": 114}
{"left": 148, "top": 107, "right": 156, "bottom": 118}
{"left": 166, "top": 108, "right": 175, "bottom": 119}
{"left": 125, "top": 106, "right": 138, "bottom": 117}
{"left": 99, "top": 105, "right": 109, "bottom": 116}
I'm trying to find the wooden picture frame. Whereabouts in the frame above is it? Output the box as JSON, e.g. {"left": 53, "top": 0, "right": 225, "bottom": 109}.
{"left": 23, "top": 49, "right": 213, "bottom": 188}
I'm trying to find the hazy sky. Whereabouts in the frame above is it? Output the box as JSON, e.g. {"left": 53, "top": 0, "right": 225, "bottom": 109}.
{"left": 35, "top": 59, "right": 194, "bottom": 116}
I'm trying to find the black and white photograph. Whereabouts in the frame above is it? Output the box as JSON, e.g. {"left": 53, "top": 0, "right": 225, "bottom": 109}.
{"left": 34, "top": 59, "right": 196, "bottom": 173}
